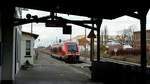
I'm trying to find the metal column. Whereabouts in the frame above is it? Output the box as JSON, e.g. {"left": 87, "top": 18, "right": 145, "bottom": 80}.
{"left": 139, "top": 8, "right": 149, "bottom": 84}
{"left": 1, "top": 3, "right": 15, "bottom": 84}
{"left": 96, "top": 19, "right": 102, "bottom": 61}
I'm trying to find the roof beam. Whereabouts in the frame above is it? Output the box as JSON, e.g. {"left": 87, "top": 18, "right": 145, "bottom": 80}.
{"left": 125, "top": 12, "right": 140, "bottom": 19}
{"left": 14, "top": 19, "right": 98, "bottom": 25}
{"left": 14, "top": 15, "right": 51, "bottom": 26}
{"left": 54, "top": 16, "right": 98, "bottom": 30}
{"left": 14, "top": 16, "right": 98, "bottom": 30}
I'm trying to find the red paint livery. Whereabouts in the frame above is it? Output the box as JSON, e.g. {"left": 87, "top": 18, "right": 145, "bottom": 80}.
{"left": 51, "top": 41, "right": 80, "bottom": 62}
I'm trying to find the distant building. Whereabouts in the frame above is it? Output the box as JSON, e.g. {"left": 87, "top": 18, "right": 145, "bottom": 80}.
{"left": 133, "top": 30, "right": 150, "bottom": 54}
{"left": 106, "top": 40, "right": 120, "bottom": 46}
{"left": 21, "top": 31, "right": 39, "bottom": 66}
{"left": 106, "top": 40, "right": 122, "bottom": 54}
{"left": 72, "top": 35, "right": 90, "bottom": 51}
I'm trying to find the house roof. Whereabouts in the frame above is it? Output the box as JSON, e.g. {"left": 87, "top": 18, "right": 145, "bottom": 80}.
{"left": 22, "top": 31, "right": 39, "bottom": 39}
{"left": 73, "top": 35, "right": 85, "bottom": 39}
{"left": 78, "top": 37, "right": 90, "bottom": 45}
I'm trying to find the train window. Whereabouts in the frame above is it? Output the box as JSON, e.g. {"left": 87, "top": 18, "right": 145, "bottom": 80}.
{"left": 67, "top": 43, "right": 78, "bottom": 52}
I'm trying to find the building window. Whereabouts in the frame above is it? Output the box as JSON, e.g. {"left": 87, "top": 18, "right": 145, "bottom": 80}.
{"left": 26, "top": 40, "right": 31, "bottom": 56}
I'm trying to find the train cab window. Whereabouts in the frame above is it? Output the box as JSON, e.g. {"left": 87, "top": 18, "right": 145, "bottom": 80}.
{"left": 67, "top": 43, "right": 78, "bottom": 52}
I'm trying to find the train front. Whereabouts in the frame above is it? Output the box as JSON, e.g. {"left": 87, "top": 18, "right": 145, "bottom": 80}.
{"left": 64, "top": 42, "right": 80, "bottom": 62}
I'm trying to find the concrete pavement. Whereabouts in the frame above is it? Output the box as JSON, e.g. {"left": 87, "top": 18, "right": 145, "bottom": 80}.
{"left": 14, "top": 50, "right": 103, "bottom": 84}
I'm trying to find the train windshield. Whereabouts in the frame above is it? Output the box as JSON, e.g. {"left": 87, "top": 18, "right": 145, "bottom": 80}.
{"left": 67, "top": 43, "right": 78, "bottom": 52}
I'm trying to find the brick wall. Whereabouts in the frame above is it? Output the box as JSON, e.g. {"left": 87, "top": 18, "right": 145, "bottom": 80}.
{"left": 133, "top": 30, "right": 150, "bottom": 55}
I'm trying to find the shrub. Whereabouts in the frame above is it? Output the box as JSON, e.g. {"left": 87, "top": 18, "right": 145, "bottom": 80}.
{"left": 100, "top": 45, "right": 108, "bottom": 54}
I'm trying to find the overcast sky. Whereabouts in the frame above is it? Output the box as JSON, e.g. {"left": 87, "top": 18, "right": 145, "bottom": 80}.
{"left": 21, "top": 9, "right": 150, "bottom": 47}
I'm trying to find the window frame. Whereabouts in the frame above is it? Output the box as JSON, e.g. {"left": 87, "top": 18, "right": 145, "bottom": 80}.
{"left": 25, "top": 40, "right": 31, "bottom": 56}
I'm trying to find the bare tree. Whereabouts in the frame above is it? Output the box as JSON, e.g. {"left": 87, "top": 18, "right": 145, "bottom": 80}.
{"left": 100, "top": 29, "right": 104, "bottom": 45}
{"left": 104, "top": 25, "right": 108, "bottom": 45}
{"left": 117, "top": 24, "right": 137, "bottom": 46}
{"left": 115, "top": 34, "right": 126, "bottom": 45}
{"left": 100, "top": 25, "right": 108, "bottom": 45}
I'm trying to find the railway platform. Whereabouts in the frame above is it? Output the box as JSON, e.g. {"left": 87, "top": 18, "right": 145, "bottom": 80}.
{"left": 14, "top": 50, "right": 102, "bottom": 84}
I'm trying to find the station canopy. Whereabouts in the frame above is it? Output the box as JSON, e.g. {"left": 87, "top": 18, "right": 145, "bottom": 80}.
{"left": 14, "top": 0, "right": 149, "bottom": 19}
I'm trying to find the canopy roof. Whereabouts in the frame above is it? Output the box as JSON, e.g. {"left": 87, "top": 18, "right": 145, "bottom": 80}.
{"left": 22, "top": 31, "right": 39, "bottom": 39}
{"left": 14, "top": 1, "right": 149, "bottom": 19}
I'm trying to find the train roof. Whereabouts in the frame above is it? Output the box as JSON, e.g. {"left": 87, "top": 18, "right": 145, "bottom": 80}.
{"left": 52, "top": 41, "right": 78, "bottom": 46}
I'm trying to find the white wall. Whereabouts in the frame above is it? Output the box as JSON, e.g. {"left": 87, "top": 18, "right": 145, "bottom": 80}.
{"left": 21, "top": 34, "right": 35, "bottom": 65}
{"left": 15, "top": 28, "right": 22, "bottom": 74}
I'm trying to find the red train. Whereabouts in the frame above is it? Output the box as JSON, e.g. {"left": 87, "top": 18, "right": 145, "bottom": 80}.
{"left": 50, "top": 41, "right": 80, "bottom": 62}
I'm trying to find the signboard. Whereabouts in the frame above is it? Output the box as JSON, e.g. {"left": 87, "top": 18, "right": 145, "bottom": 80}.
{"left": 87, "top": 30, "right": 96, "bottom": 38}
{"left": 63, "top": 25, "right": 72, "bottom": 34}
{"left": 87, "top": 30, "right": 96, "bottom": 61}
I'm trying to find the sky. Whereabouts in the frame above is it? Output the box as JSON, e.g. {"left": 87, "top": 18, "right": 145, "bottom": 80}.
{"left": 21, "top": 8, "right": 150, "bottom": 47}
